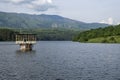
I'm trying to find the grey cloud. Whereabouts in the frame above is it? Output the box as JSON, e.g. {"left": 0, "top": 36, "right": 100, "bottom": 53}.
{"left": 29, "top": 3, "right": 56, "bottom": 12}
{"left": 36, "top": 6, "right": 55, "bottom": 11}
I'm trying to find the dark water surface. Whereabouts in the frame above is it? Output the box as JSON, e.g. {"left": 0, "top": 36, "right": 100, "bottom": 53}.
{"left": 0, "top": 41, "right": 120, "bottom": 80}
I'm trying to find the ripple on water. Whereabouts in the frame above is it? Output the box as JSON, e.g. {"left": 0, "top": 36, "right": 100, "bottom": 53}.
{"left": 0, "top": 41, "right": 120, "bottom": 80}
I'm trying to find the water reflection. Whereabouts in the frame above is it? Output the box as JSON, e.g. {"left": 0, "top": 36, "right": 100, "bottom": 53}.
{"left": 15, "top": 50, "right": 36, "bottom": 57}
{"left": 16, "top": 50, "right": 36, "bottom": 54}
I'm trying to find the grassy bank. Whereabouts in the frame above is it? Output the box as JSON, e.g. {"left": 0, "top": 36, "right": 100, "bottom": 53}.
{"left": 88, "top": 36, "right": 120, "bottom": 43}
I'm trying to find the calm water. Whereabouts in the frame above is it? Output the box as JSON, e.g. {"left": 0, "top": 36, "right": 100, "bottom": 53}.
{"left": 0, "top": 41, "right": 120, "bottom": 80}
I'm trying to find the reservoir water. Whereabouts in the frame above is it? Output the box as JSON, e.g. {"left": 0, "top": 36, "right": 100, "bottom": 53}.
{"left": 0, "top": 41, "right": 120, "bottom": 80}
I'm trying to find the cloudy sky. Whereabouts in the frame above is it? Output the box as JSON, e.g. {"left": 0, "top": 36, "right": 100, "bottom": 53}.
{"left": 0, "top": 0, "right": 120, "bottom": 24}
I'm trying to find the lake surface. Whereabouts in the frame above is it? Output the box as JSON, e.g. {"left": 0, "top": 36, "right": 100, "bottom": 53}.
{"left": 0, "top": 41, "right": 120, "bottom": 80}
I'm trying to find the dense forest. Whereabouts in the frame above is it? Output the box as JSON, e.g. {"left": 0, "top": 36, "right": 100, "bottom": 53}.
{"left": 0, "top": 28, "right": 18, "bottom": 41}
{"left": 0, "top": 28, "right": 80, "bottom": 41}
{"left": 36, "top": 29, "right": 79, "bottom": 40}
{"left": 2, "top": 24, "right": 120, "bottom": 42}
{"left": 73, "top": 24, "right": 120, "bottom": 43}
{"left": 16, "top": 28, "right": 80, "bottom": 41}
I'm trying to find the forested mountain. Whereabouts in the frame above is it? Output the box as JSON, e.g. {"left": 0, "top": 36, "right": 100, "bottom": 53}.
{"left": 73, "top": 25, "right": 120, "bottom": 43}
{"left": 0, "top": 12, "right": 108, "bottom": 29}
{"left": 0, "top": 11, "right": 111, "bottom": 41}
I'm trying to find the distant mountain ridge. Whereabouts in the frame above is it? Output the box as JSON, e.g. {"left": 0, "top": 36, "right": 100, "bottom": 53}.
{"left": 0, "top": 11, "right": 109, "bottom": 29}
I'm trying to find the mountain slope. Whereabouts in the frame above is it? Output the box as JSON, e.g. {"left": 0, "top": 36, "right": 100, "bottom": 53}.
{"left": 0, "top": 11, "right": 109, "bottom": 29}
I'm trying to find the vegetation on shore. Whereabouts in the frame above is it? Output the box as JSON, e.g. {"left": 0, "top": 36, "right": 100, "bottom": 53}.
{"left": 0, "top": 28, "right": 18, "bottom": 41}
{"left": 73, "top": 25, "right": 120, "bottom": 43}
{"left": 1, "top": 24, "right": 120, "bottom": 42}
{"left": 17, "top": 28, "right": 80, "bottom": 41}
{"left": 0, "top": 28, "right": 80, "bottom": 41}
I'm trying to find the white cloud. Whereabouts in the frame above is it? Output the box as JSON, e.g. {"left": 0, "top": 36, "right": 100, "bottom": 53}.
{"left": 100, "top": 20, "right": 107, "bottom": 24}
{"left": 32, "top": 0, "right": 49, "bottom": 5}
{"left": 108, "top": 17, "right": 113, "bottom": 25}
{"left": 100, "top": 17, "right": 113, "bottom": 25}
{"left": 47, "top": 0, "right": 52, "bottom": 4}
{"left": 0, "top": 0, "right": 56, "bottom": 12}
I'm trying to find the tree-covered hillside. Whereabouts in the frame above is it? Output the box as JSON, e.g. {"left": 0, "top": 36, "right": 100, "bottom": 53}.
{"left": 0, "top": 28, "right": 18, "bottom": 41}
{"left": 0, "top": 12, "right": 111, "bottom": 41}
{"left": 73, "top": 25, "right": 120, "bottom": 43}
{"left": 15, "top": 28, "right": 80, "bottom": 41}
{"left": 0, "top": 28, "right": 80, "bottom": 41}
{"left": 0, "top": 12, "right": 108, "bottom": 29}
